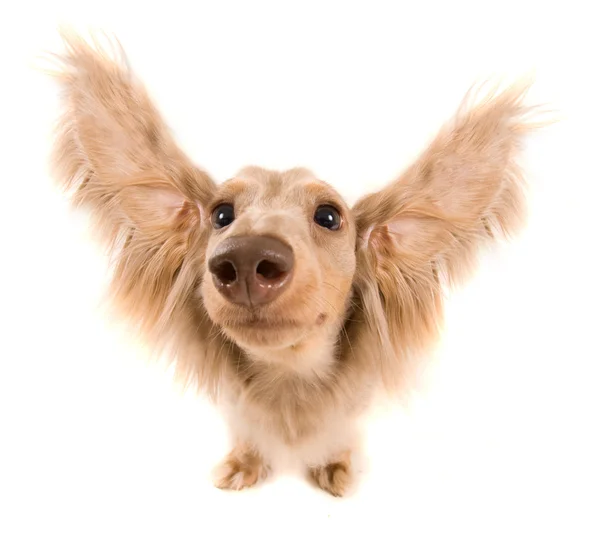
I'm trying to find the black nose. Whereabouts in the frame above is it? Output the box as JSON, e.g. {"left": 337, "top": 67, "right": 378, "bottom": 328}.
{"left": 208, "top": 236, "right": 294, "bottom": 307}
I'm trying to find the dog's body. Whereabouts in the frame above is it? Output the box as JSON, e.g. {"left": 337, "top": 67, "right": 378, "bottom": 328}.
{"left": 48, "top": 32, "right": 542, "bottom": 496}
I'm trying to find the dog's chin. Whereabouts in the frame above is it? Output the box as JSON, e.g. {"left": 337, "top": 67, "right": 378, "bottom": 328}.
{"left": 220, "top": 319, "right": 313, "bottom": 351}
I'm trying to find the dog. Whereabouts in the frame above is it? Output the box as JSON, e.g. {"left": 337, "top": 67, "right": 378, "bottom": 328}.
{"left": 47, "top": 31, "right": 543, "bottom": 496}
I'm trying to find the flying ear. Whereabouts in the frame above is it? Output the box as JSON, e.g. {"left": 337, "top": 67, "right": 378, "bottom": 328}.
{"left": 49, "top": 30, "right": 215, "bottom": 227}
{"left": 353, "top": 82, "right": 549, "bottom": 390}
{"left": 46, "top": 30, "right": 217, "bottom": 340}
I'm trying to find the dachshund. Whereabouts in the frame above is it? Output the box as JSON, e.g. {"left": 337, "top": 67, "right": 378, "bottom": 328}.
{"left": 47, "top": 31, "right": 544, "bottom": 496}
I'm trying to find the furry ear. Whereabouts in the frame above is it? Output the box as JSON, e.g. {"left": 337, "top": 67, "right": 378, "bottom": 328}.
{"left": 353, "top": 82, "right": 548, "bottom": 390}
{"left": 47, "top": 30, "right": 218, "bottom": 368}
{"left": 48, "top": 30, "right": 215, "bottom": 225}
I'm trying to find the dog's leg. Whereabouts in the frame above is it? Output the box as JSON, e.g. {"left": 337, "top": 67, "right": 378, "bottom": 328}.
{"left": 213, "top": 442, "right": 269, "bottom": 491}
{"left": 309, "top": 450, "right": 352, "bottom": 497}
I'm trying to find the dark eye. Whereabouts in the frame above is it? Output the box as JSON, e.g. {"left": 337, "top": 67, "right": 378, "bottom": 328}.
{"left": 211, "top": 203, "right": 235, "bottom": 229}
{"left": 314, "top": 205, "right": 342, "bottom": 230}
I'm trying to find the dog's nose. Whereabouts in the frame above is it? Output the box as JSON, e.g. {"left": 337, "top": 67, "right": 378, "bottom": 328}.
{"left": 208, "top": 236, "right": 294, "bottom": 307}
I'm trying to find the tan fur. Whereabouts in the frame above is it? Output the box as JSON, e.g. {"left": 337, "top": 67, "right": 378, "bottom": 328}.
{"left": 47, "top": 31, "right": 546, "bottom": 496}
{"left": 309, "top": 450, "right": 352, "bottom": 497}
{"left": 213, "top": 442, "right": 269, "bottom": 491}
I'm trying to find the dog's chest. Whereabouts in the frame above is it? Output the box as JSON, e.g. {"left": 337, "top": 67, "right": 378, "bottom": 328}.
{"left": 226, "top": 366, "right": 352, "bottom": 434}
{"left": 224, "top": 378, "right": 358, "bottom": 468}
{"left": 242, "top": 376, "right": 332, "bottom": 443}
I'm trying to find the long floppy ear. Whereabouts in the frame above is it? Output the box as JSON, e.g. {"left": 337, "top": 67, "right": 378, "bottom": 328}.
{"left": 47, "top": 31, "right": 220, "bottom": 385}
{"left": 353, "top": 83, "right": 546, "bottom": 390}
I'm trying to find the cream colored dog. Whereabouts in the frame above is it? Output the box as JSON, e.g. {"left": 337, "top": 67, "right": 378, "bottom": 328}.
{"left": 48, "top": 31, "right": 543, "bottom": 496}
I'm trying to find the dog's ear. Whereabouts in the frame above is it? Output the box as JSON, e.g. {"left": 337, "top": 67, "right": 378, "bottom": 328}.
{"left": 49, "top": 31, "right": 215, "bottom": 225}
{"left": 47, "top": 31, "right": 217, "bottom": 351}
{"left": 353, "top": 83, "right": 546, "bottom": 390}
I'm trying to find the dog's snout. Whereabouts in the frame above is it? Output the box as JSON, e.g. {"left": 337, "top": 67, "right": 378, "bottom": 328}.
{"left": 208, "top": 236, "right": 294, "bottom": 307}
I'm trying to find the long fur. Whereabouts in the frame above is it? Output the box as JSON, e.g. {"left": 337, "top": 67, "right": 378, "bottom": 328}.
{"left": 48, "top": 31, "right": 227, "bottom": 396}
{"left": 46, "top": 30, "right": 547, "bottom": 495}
{"left": 353, "top": 81, "right": 540, "bottom": 389}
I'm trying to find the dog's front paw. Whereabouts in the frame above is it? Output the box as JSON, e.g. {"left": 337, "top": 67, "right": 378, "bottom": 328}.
{"left": 309, "top": 451, "right": 352, "bottom": 497}
{"left": 213, "top": 444, "right": 268, "bottom": 491}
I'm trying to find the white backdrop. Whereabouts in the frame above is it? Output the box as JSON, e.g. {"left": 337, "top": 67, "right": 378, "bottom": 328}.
{"left": 1, "top": 1, "right": 599, "bottom": 536}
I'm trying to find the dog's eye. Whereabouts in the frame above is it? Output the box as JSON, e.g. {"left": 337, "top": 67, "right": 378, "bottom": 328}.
{"left": 212, "top": 203, "right": 235, "bottom": 229}
{"left": 314, "top": 205, "right": 341, "bottom": 230}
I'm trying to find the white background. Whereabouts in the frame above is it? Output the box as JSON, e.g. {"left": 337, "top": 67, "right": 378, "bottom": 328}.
{"left": 1, "top": 1, "right": 599, "bottom": 536}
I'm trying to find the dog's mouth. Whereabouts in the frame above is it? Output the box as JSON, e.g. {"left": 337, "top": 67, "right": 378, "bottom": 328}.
{"left": 226, "top": 318, "right": 300, "bottom": 330}
{"left": 219, "top": 312, "right": 328, "bottom": 348}
{"left": 224, "top": 312, "right": 324, "bottom": 331}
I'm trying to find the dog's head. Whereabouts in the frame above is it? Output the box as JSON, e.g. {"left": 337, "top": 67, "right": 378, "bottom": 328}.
{"left": 49, "top": 32, "right": 540, "bottom": 388}
{"left": 200, "top": 166, "right": 356, "bottom": 355}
